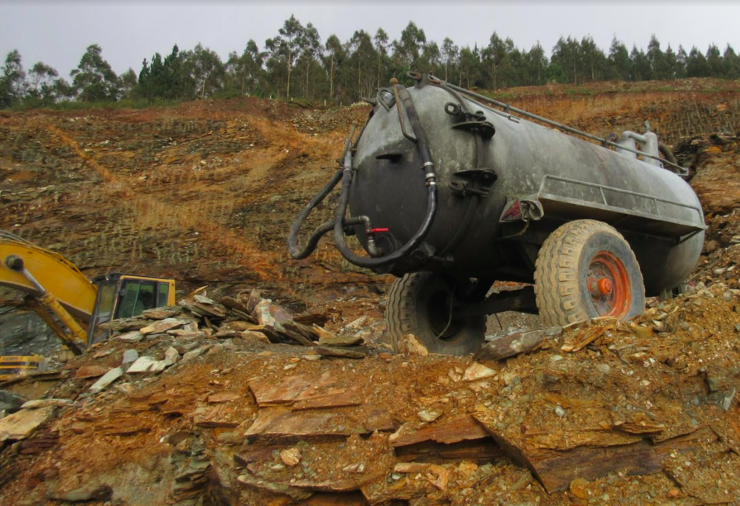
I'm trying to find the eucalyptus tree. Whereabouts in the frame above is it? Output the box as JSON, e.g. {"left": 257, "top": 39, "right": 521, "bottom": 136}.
{"left": 265, "top": 14, "right": 304, "bottom": 98}
{"left": 441, "top": 38, "right": 458, "bottom": 82}
{"left": 71, "top": 44, "right": 119, "bottom": 101}
{"left": 374, "top": 29, "right": 389, "bottom": 87}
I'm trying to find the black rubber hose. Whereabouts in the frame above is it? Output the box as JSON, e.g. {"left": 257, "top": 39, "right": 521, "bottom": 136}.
{"left": 287, "top": 168, "right": 344, "bottom": 259}
{"left": 333, "top": 159, "right": 438, "bottom": 268}
{"left": 333, "top": 85, "right": 438, "bottom": 268}
{"left": 288, "top": 125, "right": 359, "bottom": 259}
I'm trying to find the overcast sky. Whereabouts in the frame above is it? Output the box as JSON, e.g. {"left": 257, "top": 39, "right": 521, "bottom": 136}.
{"left": 1, "top": 1, "right": 739, "bottom": 79}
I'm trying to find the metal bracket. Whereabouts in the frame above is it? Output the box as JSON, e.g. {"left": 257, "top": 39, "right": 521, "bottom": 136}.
{"left": 450, "top": 168, "right": 497, "bottom": 198}
{"left": 452, "top": 120, "right": 495, "bottom": 140}
{"left": 449, "top": 180, "right": 489, "bottom": 198}
{"left": 454, "top": 168, "right": 497, "bottom": 183}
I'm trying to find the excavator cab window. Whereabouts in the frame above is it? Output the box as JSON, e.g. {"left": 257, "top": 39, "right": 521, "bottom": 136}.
{"left": 157, "top": 283, "right": 169, "bottom": 307}
{"left": 116, "top": 280, "right": 156, "bottom": 319}
{"left": 88, "top": 278, "right": 118, "bottom": 345}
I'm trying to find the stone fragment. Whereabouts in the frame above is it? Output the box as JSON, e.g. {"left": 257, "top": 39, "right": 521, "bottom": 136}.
{"left": 89, "top": 368, "right": 123, "bottom": 393}
{"left": 0, "top": 407, "right": 54, "bottom": 441}
{"left": 182, "top": 347, "right": 209, "bottom": 362}
{"left": 140, "top": 318, "right": 188, "bottom": 335}
{"left": 241, "top": 331, "right": 271, "bottom": 344}
{"left": 254, "top": 299, "right": 293, "bottom": 327}
{"left": 315, "top": 347, "right": 366, "bottom": 359}
{"left": 149, "top": 360, "right": 167, "bottom": 373}
{"left": 417, "top": 409, "right": 442, "bottom": 423}
{"left": 126, "top": 356, "right": 166, "bottom": 374}
{"left": 21, "top": 399, "right": 72, "bottom": 409}
{"left": 50, "top": 484, "right": 112, "bottom": 503}
{"left": 400, "top": 334, "right": 428, "bottom": 356}
{"left": 342, "top": 463, "right": 366, "bottom": 474}
{"left": 75, "top": 365, "right": 109, "bottom": 379}
{"left": 463, "top": 362, "right": 496, "bottom": 381}
{"left": 313, "top": 325, "right": 363, "bottom": 346}
{"left": 207, "top": 392, "right": 240, "bottom": 404}
{"left": 569, "top": 478, "right": 589, "bottom": 499}
{"left": 142, "top": 306, "right": 181, "bottom": 319}
{"left": 342, "top": 316, "right": 368, "bottom": 332}
{"left": 164, "top": 347, "right": 180, "bottom": 366}
{"left": 122, "top": 349, "right": 139, "bottom": 365}
{"left": 280, "top": 447, "right": 301, "bottom": 467}
{"left": 116, "top": 331, "right": 143, "bottom": 342}
{"left": 427, "top": 464, "right": 450, "bottom": 491}
{"left": 394, "top": 462, "right": 431, "bottom": 473}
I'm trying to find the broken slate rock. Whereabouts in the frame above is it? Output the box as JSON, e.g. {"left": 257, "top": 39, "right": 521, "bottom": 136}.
{"left": 140, "top": 318, "right": 188, "bottom": 335}
{"left": 116, "top": 331, "right": 143, "bottom": 342}
{"left": 241, "top": 330, "right": 271, "bottom": 344}
{"left": 0, "top": 407, "right": 54, "bottom": 441}
{"left": 463, "top": 362, "right": 496, "bottom": 381}
{"left": 418, "top": 410, "right": 442, "bottom": 423}
{"left": 313, "top": 325, "right": 363, "bottom": 347}
{"left": 164, "top": 347, "right": 180, "bottom": 366}
{"left": 122, "top": 349, "right": 139, "bottom": 365}
{"left": 316, "top": 347, "right": 366, "bottom": 359}
{"left": 400, "top": 334, "right": 429, "bottom": 356}
{"left": 254, "top": 299, "right": 293, "bottom": 327}
{"left": 21, "top": 399, "right": 73, "bottom": 409}
{"left": 142, "top": 306, "right": 182, "bottom": 319}
{"left": 49, "top": 484, "right": 113, "bottom": 503}
{"left": 182, "top": 347, "right": 209, "bottom": 362}
{"left": 75, "top": 365, "right": 109, "bottom": 379}
{"left": 89, "top": 368, "right": 124, "bottom": 393}
{"left": 127, "top": 356, "right": 165, "bottom": 374}
{"left": 280, "top": 447, "right": 301, "bottom": 467}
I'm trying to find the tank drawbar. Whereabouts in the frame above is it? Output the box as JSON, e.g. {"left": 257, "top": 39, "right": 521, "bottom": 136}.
{"left": 287, "top": 83, "right": 439, "bottom": 269}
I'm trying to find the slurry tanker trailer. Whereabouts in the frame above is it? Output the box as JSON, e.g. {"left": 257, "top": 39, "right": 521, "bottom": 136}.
{"left": 289, "top": 73, "right": 704, "bottom": 355}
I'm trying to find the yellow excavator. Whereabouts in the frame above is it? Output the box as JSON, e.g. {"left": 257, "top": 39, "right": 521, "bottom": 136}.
{"left": 0, "top": 230, "right": 175, "bottom": 360}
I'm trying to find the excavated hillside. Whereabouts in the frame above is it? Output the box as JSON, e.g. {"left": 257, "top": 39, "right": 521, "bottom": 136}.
{"left": 1, "top": 78, "right": 740, "bottom": 505}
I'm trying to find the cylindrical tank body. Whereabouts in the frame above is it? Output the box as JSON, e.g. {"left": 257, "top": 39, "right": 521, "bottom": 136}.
{"left": 349, "top": 84, "right": 704, "bottom": 295}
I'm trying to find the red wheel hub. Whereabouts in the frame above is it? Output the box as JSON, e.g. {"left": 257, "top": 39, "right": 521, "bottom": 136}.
{"left": 587, "top": 251, "right": 631, "bottom": 318}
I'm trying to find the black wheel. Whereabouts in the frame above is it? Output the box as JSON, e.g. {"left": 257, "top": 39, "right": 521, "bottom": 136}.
{"left": 386, "top": 272, "right": 486, "bottom": 355}
{"left": 534, "top": 220, "right": 646, "bottom": 326}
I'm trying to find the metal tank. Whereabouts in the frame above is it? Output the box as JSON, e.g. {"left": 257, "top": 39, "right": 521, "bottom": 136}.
{"left": 289, "top": 73, "right": 705, "bottom": 355}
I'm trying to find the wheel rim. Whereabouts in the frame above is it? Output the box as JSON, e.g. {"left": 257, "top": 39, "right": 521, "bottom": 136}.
{"left": 427, "top": 291, "right": 459, "bottom": 340}
{"left": 586, "top": 251, "right": 631, "bottom": 318}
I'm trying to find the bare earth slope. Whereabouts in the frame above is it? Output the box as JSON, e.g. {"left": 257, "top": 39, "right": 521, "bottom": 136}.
{"left": 1, "top": 78, "right": 740, "bottom": 505}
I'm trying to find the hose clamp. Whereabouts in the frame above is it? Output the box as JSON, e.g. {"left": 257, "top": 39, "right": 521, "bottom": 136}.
{"left": 421, "top": 162, "right": 434, "bottom": 171}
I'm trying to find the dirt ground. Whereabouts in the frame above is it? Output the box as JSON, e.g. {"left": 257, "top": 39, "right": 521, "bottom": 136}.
{"left": 1, "top": 78, "right": 740, "bottom": 505}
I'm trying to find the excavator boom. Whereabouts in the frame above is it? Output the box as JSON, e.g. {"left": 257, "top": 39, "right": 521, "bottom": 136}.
{"left": 1, "top": 231, "right": 176, "bottom": 355}
{"left": 0, "top": 231, "right": 96, "bottom": 322}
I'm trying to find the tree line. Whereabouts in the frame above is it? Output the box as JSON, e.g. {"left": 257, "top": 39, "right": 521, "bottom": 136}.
{"left": 2, "top": 15, "right": 739, "bottom": 109}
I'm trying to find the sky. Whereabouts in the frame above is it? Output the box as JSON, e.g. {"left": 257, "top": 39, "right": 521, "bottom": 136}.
{"left": 1, "top": 1, "right": 739, "bottom": 79}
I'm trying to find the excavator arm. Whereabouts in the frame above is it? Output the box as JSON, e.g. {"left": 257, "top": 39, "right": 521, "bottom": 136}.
{"left": 0, "top": 231, "right": 97, "bottom": 353}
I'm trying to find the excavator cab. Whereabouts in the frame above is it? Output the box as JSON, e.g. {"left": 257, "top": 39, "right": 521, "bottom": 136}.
{"left": 1, "top": 230, "right": 176, "bottom": 355}
{"left": 87, "top": 274, "right": 176, "bottom": 344}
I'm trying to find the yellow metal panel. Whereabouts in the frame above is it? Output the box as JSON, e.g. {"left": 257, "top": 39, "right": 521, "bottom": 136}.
{"left": 0, "top": 240, "right": 97, "bottom": 322}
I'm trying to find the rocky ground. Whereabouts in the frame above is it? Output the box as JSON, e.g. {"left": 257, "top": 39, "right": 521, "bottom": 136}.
{"left": 1, "top": 78, "right": 740, "bottom": 505}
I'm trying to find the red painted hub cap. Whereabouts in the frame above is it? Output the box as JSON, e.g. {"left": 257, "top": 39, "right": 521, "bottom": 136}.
{"left": 587, "top": 251, "right": 631, "bottom": 318}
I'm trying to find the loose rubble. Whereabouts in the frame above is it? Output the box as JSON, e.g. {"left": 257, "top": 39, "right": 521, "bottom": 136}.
{"left": 0, "top": 281, "right": 738, "bottom": 504}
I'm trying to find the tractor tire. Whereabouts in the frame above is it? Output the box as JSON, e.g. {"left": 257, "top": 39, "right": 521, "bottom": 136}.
{"left": 534, "top": 220, "right": 645, "bottom": 326}
{"left": 386, "top": 272, "right": 486, "bottom": 356}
